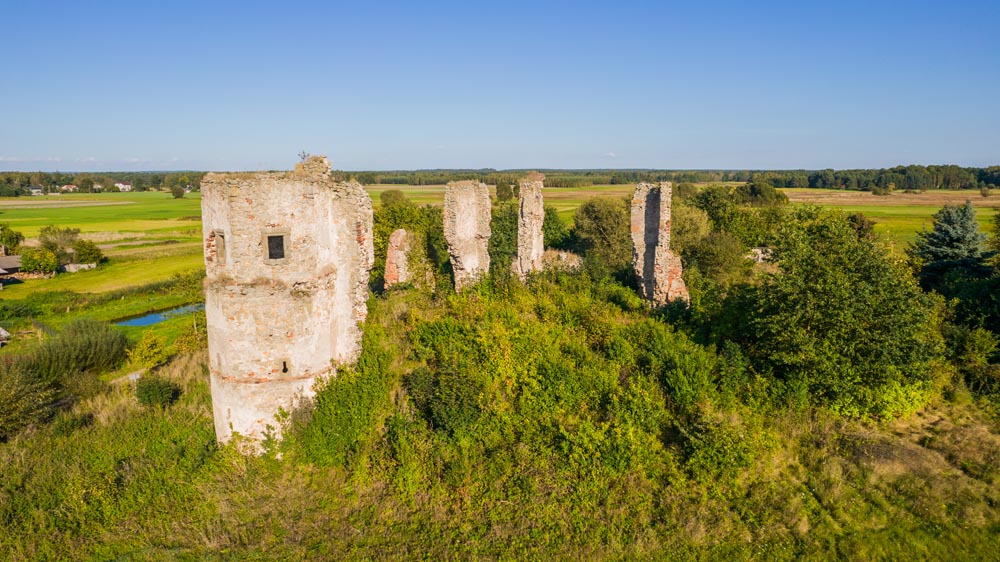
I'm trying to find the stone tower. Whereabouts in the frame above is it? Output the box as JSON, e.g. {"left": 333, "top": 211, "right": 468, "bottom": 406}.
{"left": 200, "top": 156, "right": 374, "bottom": 445}
{"left": 630, "top": 182, "right": 689, "bottom": 305}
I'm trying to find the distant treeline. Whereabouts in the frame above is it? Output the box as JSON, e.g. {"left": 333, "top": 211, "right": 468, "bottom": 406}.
{"left": 352, "top": 165, "right": 1000, "bottom": 191}
{"left": 0, "top": 172, "right": 206, "bottom": 196}
{"left": 3, "top": 165, "right": 998, "bottom": 196}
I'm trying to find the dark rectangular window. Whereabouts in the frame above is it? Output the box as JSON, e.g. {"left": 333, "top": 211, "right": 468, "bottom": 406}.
{"left": 267, "top": 235, "right": 285, "bottom": 260}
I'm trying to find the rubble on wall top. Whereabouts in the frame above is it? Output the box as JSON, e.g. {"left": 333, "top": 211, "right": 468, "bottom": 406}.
{"left": 446, "top": 180, "right": 484, "bottom": 188}
{"left": 293, "top": 155, "right": 332, "bottom": 177}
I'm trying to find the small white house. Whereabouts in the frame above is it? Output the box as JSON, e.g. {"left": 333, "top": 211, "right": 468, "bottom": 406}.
{"left": 60, "top": 184, "right": 79, "bottom": 192}
{"left": 115, "top": 182, "right": 133, "bottom": 192}
{"left": 92, "top": 184, "right": 103, "bottom": 192}
{"left": 28, "top": 186, "right": 44, "bottom": 196}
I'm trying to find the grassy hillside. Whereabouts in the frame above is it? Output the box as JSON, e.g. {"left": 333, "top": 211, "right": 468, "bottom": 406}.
{"left": 1, "top": 275, "right": 998, "bottom": 560}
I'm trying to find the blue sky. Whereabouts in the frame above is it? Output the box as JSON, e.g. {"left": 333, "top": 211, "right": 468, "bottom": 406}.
{"left": 2, "top": 0, "right": 998, "bottom": 172}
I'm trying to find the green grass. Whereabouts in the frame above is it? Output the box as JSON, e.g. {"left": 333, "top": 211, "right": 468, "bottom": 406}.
{"left": 779, "top": 188, "right": 1000, "bottom": 244}
{"left": 0, "top": 252, "right": 203, "bottom": 297}
{"left": 0, "top": 192, "right": 201, "bottom": 237}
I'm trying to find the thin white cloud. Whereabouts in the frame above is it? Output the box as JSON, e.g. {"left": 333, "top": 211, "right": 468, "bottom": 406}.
{"left": 0, "top": 156, "right": 62, "bottom": 163}
{"left": 603, "top": 152, "right": 617, "bottom": 158}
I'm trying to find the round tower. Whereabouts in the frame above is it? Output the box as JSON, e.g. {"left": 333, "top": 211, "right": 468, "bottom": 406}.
{"left": 200, "top": 156, "right": 374, "bottom": 445}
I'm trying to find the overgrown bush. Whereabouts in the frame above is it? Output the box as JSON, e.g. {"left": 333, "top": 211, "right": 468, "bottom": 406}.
{"left": 488, "top": 201, "right": 518, "bottom": 275}
{"left": 292, "top": 327, "right": 394, "bottom": 466}
{"left": 71, "top": 239, "right": 104, "bottom": 264}
{"left": 31, "top": 319, "right": 128, "bottom": 386}
{"left": 572, "top": 197, "right": 631, "bottom": 276}
{"left": 127, "top": 331, "right": 169, "bottom": 369}
{"left": 19, "top": 248, "right": 59, "bottom": 274}
{"left": 135, "top": 375, "right": 181, "bottom": 407}
{"left": 38, "top": 224, "right": 80, "bottom": 263}
{"left": 720, "top": 209, "right": 946, "bottom": 419}
{"left": 0, "top": 361, "right": 57, "bottom": 440}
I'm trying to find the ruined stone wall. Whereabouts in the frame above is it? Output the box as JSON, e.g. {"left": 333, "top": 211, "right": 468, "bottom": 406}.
{"left": 515, "top": 172, "right": 545, "bottom": 279}
{"left": 443, "top": 180, "right": 491, "bottom": 292}
{"left": 630, "top": 182, "right": 689, "bottom": 306}
{"left": 201, "top": 156, "right": 374, "bottom": 445}
{"left": 384, "top": 228, "right": 412, "bottom": 289}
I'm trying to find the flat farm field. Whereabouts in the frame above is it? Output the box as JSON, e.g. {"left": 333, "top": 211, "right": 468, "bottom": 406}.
{"left": 780, "top": 188, "right": 1000, "bottom": 243}
{"left": 0, "top": 192, "right": 204, "bottom": 298}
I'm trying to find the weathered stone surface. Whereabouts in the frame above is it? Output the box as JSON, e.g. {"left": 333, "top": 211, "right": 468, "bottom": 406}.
{"left": 443, "top": 180, "right": 491, "bottom": 292}
{"left": 515, "top": 172, "right": 545, "bottom": 279}
{"left": 200, "top": 156, "right": 374, "bottom": 447}
{"left": 630, "top": 182, "right": 689, "bottom": 305}
{"left": 384, "top": 228, "right": 412, "bottom": 290}
{"left": 542, "top": 249, "right": 582, "bottom": 272}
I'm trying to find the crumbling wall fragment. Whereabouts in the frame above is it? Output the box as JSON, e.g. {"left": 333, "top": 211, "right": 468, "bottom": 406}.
{"left": 443, "top": 180, "right": 491, "bottom": 291}
{"left": 630, "top": 182, "right": 689, "bottom": 305}
{"left": 200, "top": 156, "right": 374, "bottom": 448}
{"left": 515, "top": 172, "right": 545, "bottom": 279}
{"left": 384, "top": 228, "right": 412, "bottom": 290}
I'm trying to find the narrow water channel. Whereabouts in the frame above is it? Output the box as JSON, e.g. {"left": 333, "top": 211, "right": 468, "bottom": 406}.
{"left": 114, "top": 303, "right": 205, "bottom": 327}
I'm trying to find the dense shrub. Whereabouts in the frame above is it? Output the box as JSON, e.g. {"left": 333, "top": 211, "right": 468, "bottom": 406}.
{"left": 127, "top": 331, "right": 169, "bottom": 369}
{"left": 371, "top": 193, "right": 449, "bottom": 289}
{"left": 292, "top": 327, "right": 394, "bottom": 466}
{"left": 542, "top": 206, "right": 570, "bottom": 248}
{"left": 38, "top": 225, "right": 80, "bottom": 263}
{"left": 135, "top": 375, "right": 181, "bottom": 407}
{"left": 0, "top": 223, "right": 24, "bottom": 254}
{"left": 725, "top": 209, "right": 946, "bottom": 419}
{"left": 0, "top": 361, "right": 57, "bottom": 440}
{"left": 572, "top": 197, "right": 631, "bottom": 275}
{"left": 488, "top": 201, "right": 518, "bottom": 275}
{"left": 31, "top": 319, "right": 128, "bottom": 386}
{"left": 19, "top": 248, "right": 59, "bottom": 274}
{"left": 71, "top": 239, "right": 104, "bottom": 264}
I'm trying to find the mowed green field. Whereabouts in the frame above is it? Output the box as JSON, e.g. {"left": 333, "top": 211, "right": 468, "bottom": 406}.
{"left": 780, "top": 188, "right": 1000, "bottom": 243}
{"left": 0, "top": 192, "right": 204, "bottom": 298}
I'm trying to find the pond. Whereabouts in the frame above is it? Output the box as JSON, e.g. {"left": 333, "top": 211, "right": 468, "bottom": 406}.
{"left": 115, "top": 303, "right": 205, "bottom": 327}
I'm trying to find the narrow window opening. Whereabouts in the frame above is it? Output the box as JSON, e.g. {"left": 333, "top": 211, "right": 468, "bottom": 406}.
{"left": 267, "top": 235, "right": 285, "bottom": 260}
{"left": 281, "top": 361, "right": 288, "bottom": 374}
{"left": 215, "top": 231, "right": 227, "bottom": 266}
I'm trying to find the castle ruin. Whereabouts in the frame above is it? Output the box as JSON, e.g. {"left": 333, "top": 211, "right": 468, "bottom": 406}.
{"left": 200, "top": 156, "right": 374, "bottom": 445}
{"left": 384, "top": 228, "right": 413, "bottom": 290}
{"left": 514, "top": 172, "right": 545, "bottom": 279}
{"left": 630, "top": 182, "right": 689, "bottom": 305}
{"left": 443, "top": 180, "right": 492, "bottom": 292}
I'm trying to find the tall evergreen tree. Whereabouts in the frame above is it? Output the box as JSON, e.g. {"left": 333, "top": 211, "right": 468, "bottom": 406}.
{"left": 909, "top": 201, "right": 995, "bottom": 299}
{"left": 910, "top": 201, "right": 988, "bottom": 263}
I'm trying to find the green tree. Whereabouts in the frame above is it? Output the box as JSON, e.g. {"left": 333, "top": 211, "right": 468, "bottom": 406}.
{"left": 38, "top": 225, "right": 80, "bottom": 263}
{"left": 0, "top": 223, "right": 24, "bottom": 255}
{"left": 170, "top": 185, "right": 185, "bottom": 199}
{"left": 671, "top": 203, "right": 711, "bottom": 255}
{"left": 911, "top": 202, "right": 987, "bottom": 263}
{"left": 726, "top": 209, "right": 945, "bottom": 419}
{"left": 379, "top": 189, "right": 406, "bottom": 208}
{"left": 572, "top": 197, "right": 631, "bottom": 273}
{"left": 488, "top": 201, "right": 518, "bottom": 275}
{"left": 71, "top": 239, "right": 104, "bottom": 264}
{"left": 496, "top": 183, "right": 514, "bottom": 202}
{"left": 909, "top": 201, "right": 993, "bottom": 293}
{"left": 542, "top": 206, "right": 570, "bottom": 248}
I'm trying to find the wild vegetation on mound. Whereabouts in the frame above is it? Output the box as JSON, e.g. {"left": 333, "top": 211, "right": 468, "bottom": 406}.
{"left": 1, "top": 185, "right": 999, "bottom": 560}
